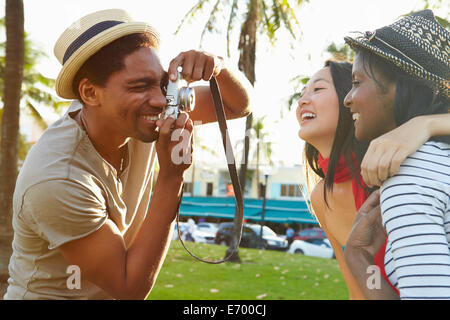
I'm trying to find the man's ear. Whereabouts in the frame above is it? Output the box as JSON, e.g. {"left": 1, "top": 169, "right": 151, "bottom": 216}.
{"left": 78, "top": 78, "right": 101, "bottom": 107}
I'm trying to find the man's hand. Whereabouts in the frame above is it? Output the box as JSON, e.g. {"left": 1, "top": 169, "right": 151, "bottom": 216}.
{"left": 344, "top": 190, "right": 400, "bottom": 299}
{"left": 346, "top": 190, "right": 386, "bottom": 258}
{"left": 155, "top": 111, "right": 193, "bottom": 178}
{"left": 166, "top": 49, "right": 251, "bottom": 125}
{"left": 168, "top": 50, "right": 224, "bottom": 83}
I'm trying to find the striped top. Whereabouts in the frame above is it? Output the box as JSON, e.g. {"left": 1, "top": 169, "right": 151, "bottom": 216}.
{"left": 381, "top": 141, "right": 450, "bottom": 300}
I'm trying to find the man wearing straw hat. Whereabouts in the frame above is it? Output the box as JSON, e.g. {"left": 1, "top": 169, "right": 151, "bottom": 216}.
{"left": 4, "top": 9, "right": 251, "bottom": 300}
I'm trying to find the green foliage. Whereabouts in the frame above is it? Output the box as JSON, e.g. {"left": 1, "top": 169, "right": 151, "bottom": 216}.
{"left": 148, "top": 241, "right": 346, "bottom": 300}
{"left": 435, "top": 15, "right": 450, "bottom": 28}
{"left": 419, "top": 0, "right": 449, "bottom": 21}
{"left": 286, "top": 74, "right": 309, "bottom": 111}
{"left": 260, "top": 0, "right": 307, "bottom": 45}
{"left": 176, "top": 0, "right": 308, "bottom": 57}
{"left": 252, "top": 115, "right": 273, "bottom": 166}
{"left": 326, "top": 42, "right": 354, "bottom": 62}
{"left": 0, "top": 109, "right": 31, "bottom": 164}
{"left": 0, "top": 16, "right": 69, "bottom": 161}
{"left": 402, "top": 0, "right": 449, "bottom": 28}
{"left": 0, "top": 16, "right": 69, "bottom": 128}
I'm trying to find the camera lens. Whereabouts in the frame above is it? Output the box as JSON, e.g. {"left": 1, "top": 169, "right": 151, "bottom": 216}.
{"left": 179, "top": 87, "right": 195, "bottom": 112}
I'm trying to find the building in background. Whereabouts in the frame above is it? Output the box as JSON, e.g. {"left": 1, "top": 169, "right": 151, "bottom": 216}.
{"left": 183, "top": 164, "right": 306, "bottom": 200}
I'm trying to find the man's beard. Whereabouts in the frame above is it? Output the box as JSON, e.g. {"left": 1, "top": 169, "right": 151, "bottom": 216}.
{"left": 135, "top": 128, "right": 159, "bottom": 143}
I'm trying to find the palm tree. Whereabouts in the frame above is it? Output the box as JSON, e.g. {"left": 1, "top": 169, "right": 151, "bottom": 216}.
{"left": 177, "top": 0, "right": 306, "bottom": 262}
{"left": 251, "top": 116, "right": 273, "bottom": 197}
{"left": 0, "top": 0, "right": 25, "bottom": 296}
{"left": 0, "top": 18, "right": 69, "bottom": 130}
{"left": 0, "top": 8, "right": 67, "bottom": 294}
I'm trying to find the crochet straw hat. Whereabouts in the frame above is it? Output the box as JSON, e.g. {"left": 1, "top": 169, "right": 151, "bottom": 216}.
{"left": 54, "top": 9, "right": 160, "bottom": 99}
{"left": 344, "top": 10, "right": 449, "bottom": 100}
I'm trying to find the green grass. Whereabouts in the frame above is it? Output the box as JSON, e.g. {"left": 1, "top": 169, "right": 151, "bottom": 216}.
{"left": 147, "top": 241, "right": 348, "bottom": 300}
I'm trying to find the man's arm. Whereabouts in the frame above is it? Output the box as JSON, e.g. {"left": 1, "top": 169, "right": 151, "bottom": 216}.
{"left": 59, "top": 115, "right": 193, "bottom": 300}
{"left": 167, "top": 50, "right": 252, "bottom": 124}
{"left": 344, "top": 191, "right": 400, "bottom": 300}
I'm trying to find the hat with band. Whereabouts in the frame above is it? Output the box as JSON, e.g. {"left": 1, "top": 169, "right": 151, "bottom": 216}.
{"left": 344, "top": 10, "right": 449, "bottom": 100}
{"left": 54, "top": 9, "right": 160, "bottom": 99}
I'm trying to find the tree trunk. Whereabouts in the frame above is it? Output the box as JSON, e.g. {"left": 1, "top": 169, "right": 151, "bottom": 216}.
{"left": 226, "top": 0, "right": 258, "bottom": 263}
{"left": 0, "top": 0, "right": 25, "bottom": 298}
{"left": 256, "top": 135, "right": 260, "bottom": 197}
{"left": 190, "top": 163, "right": 196, "bottom": 196}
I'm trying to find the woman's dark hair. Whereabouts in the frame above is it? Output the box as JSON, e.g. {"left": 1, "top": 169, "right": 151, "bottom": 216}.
{"left": 72, "top": 33, "right": 158, "bottom": 102}
{"left": 355, "top": 48, "right": 450, "bottom": 144}
{"left": 303, "top": 60, "right": 369, "bottom": 208}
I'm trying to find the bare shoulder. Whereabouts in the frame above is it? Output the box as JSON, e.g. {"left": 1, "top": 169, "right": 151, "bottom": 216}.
{"left": 309, "top": 180, "right": 327, "bottom": 224}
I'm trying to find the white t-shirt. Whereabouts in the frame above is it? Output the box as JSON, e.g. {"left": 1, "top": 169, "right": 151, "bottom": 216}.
{"left": 381, "top": 141, "right": 450, "bottom": 300}
{"left": 4, "top": 101, "right": 157, "bottom": 299}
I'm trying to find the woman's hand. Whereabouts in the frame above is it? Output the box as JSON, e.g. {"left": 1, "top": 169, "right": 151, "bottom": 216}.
{"left": 361, "top": 116, "right": 430, "bottom": 187}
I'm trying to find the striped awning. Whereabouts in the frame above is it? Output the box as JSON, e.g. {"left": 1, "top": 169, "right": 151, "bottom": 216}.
{"left": 179, "top": 196, "right": 318, "bottom": 224}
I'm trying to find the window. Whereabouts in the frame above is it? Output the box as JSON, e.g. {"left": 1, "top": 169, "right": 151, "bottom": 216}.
{"left": 184, "top": 182, "right": 193, "bottom": 194}
{"left": 206, "top": 182, "right": 213, "bottom": 196}
{"left": 280, "top": 184, "right": 301, "bottom": 197}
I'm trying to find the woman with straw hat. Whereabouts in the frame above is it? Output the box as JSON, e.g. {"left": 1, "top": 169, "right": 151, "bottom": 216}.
{"left": 4, "top": 8, "right": 251, "bottom": 300}
{"left": 343, "top": 9, "right": 450, "bottom": 299}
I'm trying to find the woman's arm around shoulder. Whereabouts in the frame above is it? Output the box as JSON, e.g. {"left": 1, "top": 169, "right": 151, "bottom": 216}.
{"left": 361, "top": 113, "right": 450, "bottom": 187}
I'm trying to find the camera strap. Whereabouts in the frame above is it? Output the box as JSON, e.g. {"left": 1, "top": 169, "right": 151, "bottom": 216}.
{"left": 175, "top": 76, "right": 244, "bottom": 264}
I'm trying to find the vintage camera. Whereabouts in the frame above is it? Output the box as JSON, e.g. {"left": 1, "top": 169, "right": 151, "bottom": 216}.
{"left": 163, "top": 72, "right": 195, "bottom": 119}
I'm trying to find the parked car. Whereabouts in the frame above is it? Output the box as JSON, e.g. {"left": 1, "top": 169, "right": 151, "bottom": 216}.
{"left": 292, "top": 227, "right": 326, "bottom": 242}
{"left": 172, "top": 222, "right": 188, "bottom": 241}
{"left": 196, "top": 222, "right": 219, "bottom": 236}
{"left": 192, "top": 222, "right": 219, "bottom": 244}
{"left": 288, "top": 238, "right": 334, "bottom": 259}
{"left": 215, "top": 222, "right": 288, "bottom": 251}
{"left": 247, "top": 224, "right": 289, "bottom": 251}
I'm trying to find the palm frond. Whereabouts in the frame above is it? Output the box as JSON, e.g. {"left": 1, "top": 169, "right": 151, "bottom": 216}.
{"left": 25, "top": 101, "right": 48, "bottom": 131}
{"left": 260, "top": 0, "right": 277, "bottom": 42}
{"left": 226, "top": 0, "right": 239, "bottom": 57}
{"left": 22, "top": 86, "right": 61, "bottom": 111}
{"left": 436, "top": 16, "right": 450, "bottom": 29}
{"left": 174, "top": 0, "right": 213, "bottom": 35}
{"left": 286, "top": 75, "right": 309, "bottom": 110}
{"left": 199, "top": 0, "right": 222, "bottom": 49}
{"left": 259, "top": 0, "right": 303, "bottom": 44}
{"left": 273, "top": 0, "right": 301, "bottom": 39}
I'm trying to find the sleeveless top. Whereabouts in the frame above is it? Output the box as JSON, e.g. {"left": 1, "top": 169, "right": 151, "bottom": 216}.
{"left": 318, "top": 153, "right": 399, "bottom": 295}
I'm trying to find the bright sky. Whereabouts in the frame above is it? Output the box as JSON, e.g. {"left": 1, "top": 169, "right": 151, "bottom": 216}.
{"left": 3, "top": 0, "right": 447, "bottom": 167}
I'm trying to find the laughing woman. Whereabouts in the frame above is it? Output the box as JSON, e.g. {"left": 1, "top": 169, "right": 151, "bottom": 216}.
{"left": 298, "top": 60, "right": 402, "bottom": 299}
{"left": 343, "top": 10, "right": 450, "bottom": 299}
{"left": 296, "top": 23, "right": 450, "bottom": 299}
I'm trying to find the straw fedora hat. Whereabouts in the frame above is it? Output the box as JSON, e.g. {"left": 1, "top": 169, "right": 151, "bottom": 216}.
{"left": 54, "top": 9, "right": 160, "bottom": 99}
{"left": 344, "top": 10, "right": 449, "bottom": 100}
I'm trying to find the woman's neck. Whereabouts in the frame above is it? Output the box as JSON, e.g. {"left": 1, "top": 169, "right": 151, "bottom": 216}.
{"left": 311, "top": 140, "right": 333, "bottom": 159}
